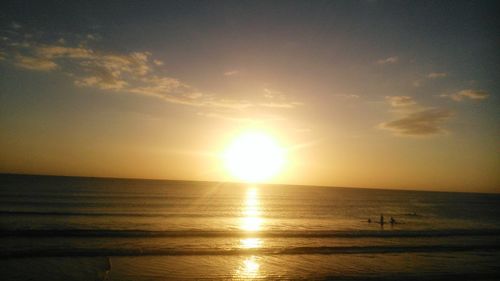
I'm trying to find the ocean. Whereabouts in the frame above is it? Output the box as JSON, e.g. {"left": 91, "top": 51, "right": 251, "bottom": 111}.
{"left": 1, "top": 174, "right": 499, "bottom": 280}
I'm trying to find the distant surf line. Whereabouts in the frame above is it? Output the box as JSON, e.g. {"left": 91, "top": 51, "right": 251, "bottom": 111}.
{"left": 2, "top": 244, "right": 500, "bottom": 259}
{"left": 2, "top": 228, "right": 500, "bottom": 238}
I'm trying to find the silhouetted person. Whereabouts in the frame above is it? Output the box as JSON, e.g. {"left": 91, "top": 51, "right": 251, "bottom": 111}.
{"left": 368, "top": 218, "right": 372, "bottom": 223}
{"left": 390, "top": 217, "right": 396, "bottom": 225}
{"left": 380, "top": 214, "right": 384, "bottom": 225}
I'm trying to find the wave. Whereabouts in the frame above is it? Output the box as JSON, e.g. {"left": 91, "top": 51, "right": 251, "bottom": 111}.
{"left": 2, "top": 228, "right": 500, "bottom": 238}
{"left": 2, "top": 244, "right": 499, "bottom": 258}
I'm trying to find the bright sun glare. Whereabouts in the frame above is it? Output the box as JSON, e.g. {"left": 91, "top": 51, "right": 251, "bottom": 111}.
{"left": 223, "top": 132, "right": 285, "bottom": 183}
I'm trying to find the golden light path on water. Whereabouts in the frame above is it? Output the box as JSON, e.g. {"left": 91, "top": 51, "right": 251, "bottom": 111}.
{"left": 236, "top": 187, "right": 263, "bottom": 279}
{"left": 236, "top": 256, "right": 261, "bottom": 279}
{"left": 240, "top": 188, "right": 262, "bottom": 231}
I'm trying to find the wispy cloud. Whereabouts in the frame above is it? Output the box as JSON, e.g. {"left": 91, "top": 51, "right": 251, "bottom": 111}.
{"left": 223, "top": 70, "right": 239, "bottom": 76}
{"left": 376, "top": 56, "right": 398, "bottom": 65}
{"left": 427, "top": 72, "right": 448, "bottom": 79}
{"left": 260, "top": 88, "right": 302, "bottom": 108}
{"left": 14, "top": 55, "right": 58, "bottom": 71}
{"left": 442, "top": 89, "right": 489, "bottom": 102}
{"left": 263, "top": 88, "right": 284, "bottom": 99}
{"left": 37, "top": 45, "right": 95, "bottom": 59}
{"left": 333, "top": 94, "right": 360, "bottom": 99}
{"left": 11, "top": 22, "right": 22, "bottom": 29}
{"left": 412, "top": 71, "right": 448, "bottom": 87}
{"left": 196, "top": 111, "right": 285, "bottom": 123}
{"left": 259, "top": 101, "right": 303, "bottom": 108}
{"left": 196, "top": 111, "right": 254, "bottom": 122}
{"left": 385, "top": 96, "right": 416, "bottom": 107}
{"left": 379, "top": 108, "right": 454, "bottom": 136}
{"left": 0, "top": 30, "right": 301, "bottom": 112}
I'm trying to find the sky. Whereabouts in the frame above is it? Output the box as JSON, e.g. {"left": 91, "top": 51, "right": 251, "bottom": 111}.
{"left": 0, "top": 0, "right": 498, "bottom": 193}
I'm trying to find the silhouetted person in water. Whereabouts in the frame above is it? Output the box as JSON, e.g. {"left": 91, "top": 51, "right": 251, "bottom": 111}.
{"left": 368, "top": 218, "right": 372, "bottom": 223}
{"left": 390, "top": 217, "right": 396, "bottom": 225}
{"left": 380, "top": 214, "right": 384, "bottom": 225}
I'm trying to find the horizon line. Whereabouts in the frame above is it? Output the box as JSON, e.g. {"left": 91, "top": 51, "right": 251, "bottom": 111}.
{"left": 1, "top": 172, "right": 498, "bottom": 195}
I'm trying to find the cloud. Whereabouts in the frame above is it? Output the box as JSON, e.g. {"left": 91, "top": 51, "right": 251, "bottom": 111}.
{"left": 75, "top": 74, "right": 128, "bottom": 90}
{"left": 129, "top": 76, "right": 188, "bottom": 96}
{"left": 385, "top": 96, "right": 416, "bottom": 107}
{"left": 223, "top": 70, "right": 239, "bottom": 76}
{"left": 258, "top": 88, "right": 302, "bottom": 108}
{"left": 376, "top": 56, "right": 398, "bottom": 65}
{"left": 380, "top": 96, "right": 454, "bottom": 137}
{"left": 36, "top": 45, "right": 94, "bottom": 59}
{"left": 259, "top": 102, "right": 302, "bottom": 108}
{"left": 427, "top": 72, "right": 448, "bottom": 79}
{"left": 15, "top": 55, "right": 58, "bottom": 71}
{"left": 379, "top": 108, "right": 454, "bottom": 136}
{"left": 86, "top": 34, "right": 99, "bottom": 41}
{"left": 333, "top": 94, "right": 360, "bottom": 99}
{"left": 197, "top": 111, "right": 254, "bottom": 122}
{"left": 197, "top": 111, "right": 285, "bottom": 123}
{"left": 443, "top": 89, "right": 489, "bottom": 102}
{"left": 263, "top": 88, "right": 284, "bottom": 99}
{"left": 11, "top": 22, "right": 22, "bottom": 29}
{"left": 1, "top": 30, "right": 302, "bottom": 114}
{"left": 412, "top": 72, "right": 447, "bottom": 87}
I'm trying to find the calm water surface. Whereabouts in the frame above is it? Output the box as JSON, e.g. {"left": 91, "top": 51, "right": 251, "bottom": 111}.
{"left": 1, "top": 174, "right": 499, "bottom": 280}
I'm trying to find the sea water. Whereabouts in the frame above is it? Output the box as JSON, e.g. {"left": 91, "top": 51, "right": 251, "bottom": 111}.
{"left": 1, "top": 174, "right": 499, "bottom": 280}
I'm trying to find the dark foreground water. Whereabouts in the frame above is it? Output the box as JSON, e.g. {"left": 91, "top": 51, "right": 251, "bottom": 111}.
{"left": 1, "top": 174, "right": 499, "bottom": 280}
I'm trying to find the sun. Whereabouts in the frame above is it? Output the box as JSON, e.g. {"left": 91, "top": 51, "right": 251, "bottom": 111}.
{"left": 223, "top": 132, "right": 285, "bottom": 183}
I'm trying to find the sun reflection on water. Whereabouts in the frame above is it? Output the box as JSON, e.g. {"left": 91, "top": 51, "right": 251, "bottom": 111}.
{"left": 241, "top": 217, "right": 262, "bottom": 231}
{"left": 236, "top": 187, "right": 264, "bottom": 279}
{"left": 240, "top": 188, "right": 263, "bottom": 232}
{"left": 235, "top": 256, "right": 261, "bottom": 279}
{"left": 240, "top": 238, "right": 262, "bottom": 249}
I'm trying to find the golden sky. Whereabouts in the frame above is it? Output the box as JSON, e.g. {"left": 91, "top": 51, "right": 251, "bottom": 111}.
{"left": 0, "top": 1, "right": 498, "bottom": 192}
